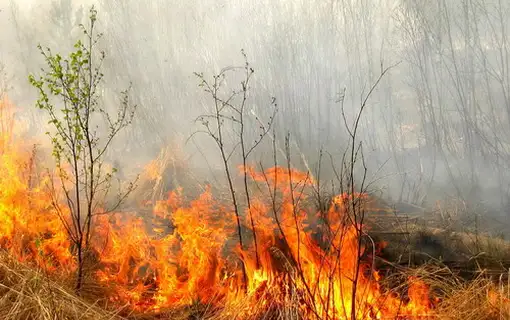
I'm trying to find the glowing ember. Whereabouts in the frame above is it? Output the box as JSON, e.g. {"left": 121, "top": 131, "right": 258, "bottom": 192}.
{"left": 0, "top": 97, "right": 437, "bottom": 319}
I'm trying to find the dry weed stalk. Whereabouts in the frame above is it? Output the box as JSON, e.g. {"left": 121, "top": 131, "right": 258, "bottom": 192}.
{"left": 193, "top": 51, "right": 277, "bottom": 284}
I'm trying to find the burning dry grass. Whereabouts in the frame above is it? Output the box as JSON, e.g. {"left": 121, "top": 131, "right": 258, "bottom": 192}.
{"left": 0, "top": 138, "right": 438, "bottom": 318}
{"left": 3, "top": 96, "right": 510, "bottom": 319}
{"left": 2, "top": 253, "right": 510, "bottom": 320}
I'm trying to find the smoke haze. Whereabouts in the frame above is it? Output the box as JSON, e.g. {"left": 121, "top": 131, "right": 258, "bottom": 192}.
{"left": 2, "top": 0, "right": 510, "bottom": 233}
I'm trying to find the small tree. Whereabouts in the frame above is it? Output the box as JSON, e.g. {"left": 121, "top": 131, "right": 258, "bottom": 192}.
{"left": 28, "top": 6, "right": 136, "bottom": 293}
{"left": 193, "top": 50, "right": 277, "bottom": 283}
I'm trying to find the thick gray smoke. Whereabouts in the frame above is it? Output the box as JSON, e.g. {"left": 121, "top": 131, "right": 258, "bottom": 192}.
{"left": 1, "top": 0, "right": 510, "bottom": 232}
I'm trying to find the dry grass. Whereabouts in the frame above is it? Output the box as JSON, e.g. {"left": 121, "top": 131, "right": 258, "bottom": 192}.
{"left": 421, "top": 268, "right": 510, "bottom": 320}
{"left": 2, "top": 248, "right": 510, "bottom": 319}
{"left": 0, "top": 251, "right": 123, "bottom": 320}
{"left": 365, "top": 207, "right": 510, "bottom": 319}
{"left": 373, "top": 262, "right": 510, "bottom": 320}
{"left": 435, "top": 276, "right": 510, "bottom": 320}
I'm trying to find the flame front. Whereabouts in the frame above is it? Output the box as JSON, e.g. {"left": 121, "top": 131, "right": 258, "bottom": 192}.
{"left": 0, "top": 97, "right": 436, "bottom": 319}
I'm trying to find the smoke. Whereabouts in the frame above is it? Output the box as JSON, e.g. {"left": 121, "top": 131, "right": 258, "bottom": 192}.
{"left": 2, "top": 0, "right": 510, "bottom": 231}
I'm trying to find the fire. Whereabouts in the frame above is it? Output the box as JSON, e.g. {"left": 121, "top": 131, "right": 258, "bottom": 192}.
{"left": 0, "top": 97, "right": 74, "bottom": 273}
{"left": 0, "top": 97, "right": 437, "bottom": 319}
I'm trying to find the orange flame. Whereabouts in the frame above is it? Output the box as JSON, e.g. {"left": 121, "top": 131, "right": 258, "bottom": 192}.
{"left": 0, "top": 98, "right": 437, "bottom": 319}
